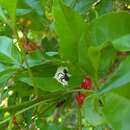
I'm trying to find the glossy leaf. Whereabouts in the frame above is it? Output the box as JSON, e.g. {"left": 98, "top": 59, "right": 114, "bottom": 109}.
{"left": 79, "top": 12, "right": 130, "bottom": 77}
{"left": 82, "top": 12, "right": 130, "bottom": 48}
{"left": 95, "top": 0, "right": 112, "bottom": 16}
{"left": 0, "top": 0, "right": 17, "bottom": 26}
{"left": 53, "top": 0, "right": 86, "bottom": 63}
{"left": 87, "top": 44, "right": 109, "bottom": 75}
{"left": 19, "top": 77, "right": 65, "bottom": 92}
{"left": 75, "top": 0, "right": 98, "bottom": 13}
{"left": 99, "top": 45, "right": 116, "bottom": 77}
{"left": 103, "top": 93, "right": 130, "bottom": 130}
{"left": 0, "top": 36, "right": 20, "bottom": 65}
{"left": 25, "top": 0, "right": 44, "bottom": 15}
{"left": 0, "top": 7, "right": 7, "bottom": 22}
{"left": 0, "top": 68, "right": 17, "bottom": 86}
{"left": 86, "top": 12, "right": 130, "bottom": 46}
{"left": 112, "top": 34, "right": 130, "bottom": 51}
{"left": 98, "top": 56, "right": 130, "bottom": 95}
{"left": 82, "top": 95, "right": 105, "bottom": 126}
{"left": 13, "top": 81, "right": 33, "bottom": 96}
{"left": 113, "top": 84, "right": 130, "bottom": 100}
{"left": 88, "top": 46, "right": 101, "bottom": 73}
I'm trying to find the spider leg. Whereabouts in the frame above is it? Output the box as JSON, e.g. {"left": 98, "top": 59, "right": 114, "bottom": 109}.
{"left": 57, "top": 72, "right": 64, "bottom": 77}
{"left": 59, "top": 76, "right": 65, "bottom": 82}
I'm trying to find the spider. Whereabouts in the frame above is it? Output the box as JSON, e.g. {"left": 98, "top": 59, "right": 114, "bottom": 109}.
{"left": 54, "top": 67, "right": 71, "bottom": 86}
{"left": 57, "top": 69, "right": 69, "bottom": 82}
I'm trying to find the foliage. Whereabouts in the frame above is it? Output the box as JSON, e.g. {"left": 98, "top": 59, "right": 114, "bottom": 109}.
{"left": 0, "top": 0, "right": 130, "bottom": 130}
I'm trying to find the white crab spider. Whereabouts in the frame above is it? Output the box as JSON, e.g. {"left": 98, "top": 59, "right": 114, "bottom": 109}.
{"left": 54, "top": 66, "right": 71, "bottom": 86}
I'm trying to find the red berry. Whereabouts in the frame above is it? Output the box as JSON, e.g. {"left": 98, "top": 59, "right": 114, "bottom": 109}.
{"left": 76, "top": 93, "right": 85, "bottom": 106}
{"left": 13, "top": 116, "right": 17, "bottom": 125}
{"left": 81, "top": 76, "right": 92, "bottom": 89}
{"left": 24, "top": 43, "right": 40, "bottom": 53}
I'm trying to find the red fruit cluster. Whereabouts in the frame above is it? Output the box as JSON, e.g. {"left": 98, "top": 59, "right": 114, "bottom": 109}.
{"left": 76, "top": 93, "right": 85, "bottom": 106}
{"left": 24, "top": 43, "right": 40, "bottom": 53}
{"left": 80, "top": 76, "right": 92, "bottom": 89}
{"left": 75, "top": 76, "right": 92, "bottom": 107}
{"left": 13, "top": 116, "right": 17, "bottom": 125}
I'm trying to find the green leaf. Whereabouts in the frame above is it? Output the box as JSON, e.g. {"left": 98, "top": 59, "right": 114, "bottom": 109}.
{"left": 98, "top": 56, "right": 130, "bottom": 95}
{"left": 75, "top": 0, "right": 98, "bottom": 13}
{"left": 0, "top": 7, "right": 7, "bottom": 22}
{"left": 0, "top": 36, "right": 20, "bottom": 65}
{"left": 19, "top": 65, "right": 82, "bottom": 91}
{"left": 25, "top": 0, "right": 44, "bottom": 16}
{"left": 68, "top": 64, "right": 85, "bottom": 87}
{"left": 103, "top": 93, "right": 130, "bottom": 130}
{"left": 24, "top": 50, "right": 44, "bottom": 67}
{"left": 42, "top": 37, "right": 58, "bottom": 52}
{"left": 112, "top": 34, "right": 130, "bottom": 51}
{"left": 16, "top": 0, "right": 44, "bottom": 31}
{"left": 87, "top": 44, "right": 109, "bottom": 75}
{"left": 53, "top": 0, "right": 86, "bottom": 63}
{"left": 88, "top": 46, "right": 101, "bottom": 73}
{"left": 29, "top": 62, "right": 59, "bottom": 77}
{"left": 19, "top": 77, "right": 65, "bottom": 92}
{"left": 78, "top": 33, "right": 95, "bottom": 77}
{"left": 0, "top": 68, "right": 17, "bottom": 86}
{"left": 0, "top": 0, "right": 18, "bottom": 27}
{"left": 16, "top": 9, "right": 32, "bottom": 15}
{"left": 20, "top": 61, "right": 84, "bottom": 90}
{"left": 86, "top": 12, "right": 130, "bottom": 46}
{"left": 82, "top": 95, "right": 105, "bottom": 126}
{"left": 112, "top": 84, "right": 130, "bottom": 100}
{"left": 39, "top": 0, "right": 47, "bottom": 7}
{"left": 13, "top": 81, "right": 33, "bottom": 97}
{"left": 79, "top": 12, "right": 130, "bottom": 77}
{"left": 79, "top": 41, "right": 115, "bottom": 79}
{"left": 99, "top": 44, "right": 116, "bottom": 77}
{"left": 64, "top": 0, "right": 74, "bottom": 6}
{"left": 95, "top": 0, "right": 112, "bottom": 16}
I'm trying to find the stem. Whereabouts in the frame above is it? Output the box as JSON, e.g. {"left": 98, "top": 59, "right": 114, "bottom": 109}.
{"left": 0, "top": 96, "right": 58, "bottom": 113}
{"left": 24, "top": 55, "right": 38, "bottom": 95}
{"left": 0, "top": 117, "right": 10, "bottom": 126}
{"left": 0, "top": 96, "right": 59, "bottom": 125}
{"left": 65, "top": 89, "right": 95, "bottom": 94}
{"left": 94, "top": 9, "right": 99, "bottom": 18}
{"left": 14, "top": 29, "right": 38, "bottom": 95}
{"left": 78, "top": 106, "right": 82, "bottom": 130}
{"left": 33, "top": 100, "right": 57, "bottom": 120}
{"left": 7, "top": 117, "right": 13, "bottom": 130}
